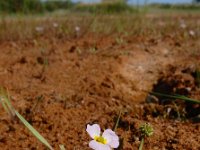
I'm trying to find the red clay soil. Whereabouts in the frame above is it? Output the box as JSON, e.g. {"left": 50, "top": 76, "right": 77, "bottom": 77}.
{"left": 0, "top": 24, "right": 200, "bottom": 149}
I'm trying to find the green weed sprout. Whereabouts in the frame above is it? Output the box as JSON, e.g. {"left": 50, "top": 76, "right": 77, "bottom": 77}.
{"left": 139, "top": 123, "right": 154, "bottom": 150}
{"left": 0, "top": 88, "right": 53, "bottom": 150}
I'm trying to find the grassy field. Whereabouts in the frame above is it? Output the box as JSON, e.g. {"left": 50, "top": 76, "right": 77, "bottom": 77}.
{"left": 0, "top": 8, "right": 199, "bottom": 41}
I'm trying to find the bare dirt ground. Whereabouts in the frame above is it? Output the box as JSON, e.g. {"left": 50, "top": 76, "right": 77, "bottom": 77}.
{"left": 0, "top": 14, "right": 199, "bottom": 150}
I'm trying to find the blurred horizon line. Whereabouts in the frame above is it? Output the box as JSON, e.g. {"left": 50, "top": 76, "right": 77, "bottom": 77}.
{"left": 70, "top": 0, "right": 193, "bottom": 5}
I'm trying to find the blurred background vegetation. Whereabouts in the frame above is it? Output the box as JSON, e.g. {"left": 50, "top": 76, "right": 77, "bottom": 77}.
{"left": 0, "top": 0, "right": 199, "bottom": 14}
{"left": 0, "top": 0, "right": 74, "bottom": 14}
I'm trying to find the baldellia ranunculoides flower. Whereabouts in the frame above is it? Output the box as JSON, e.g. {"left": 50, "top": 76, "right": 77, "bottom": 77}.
{"left": 86, "top": 124, "right": 119, "bottom": 150}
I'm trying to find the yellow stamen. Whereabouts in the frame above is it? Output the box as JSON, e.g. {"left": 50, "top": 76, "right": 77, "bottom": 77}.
{"left": 94, "top": 136, "right": 107, "bottom": 144}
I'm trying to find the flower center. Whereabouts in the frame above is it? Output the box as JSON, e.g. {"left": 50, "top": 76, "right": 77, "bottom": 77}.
{"left": 94, "top": 136, "right": 107, "bottom": 144}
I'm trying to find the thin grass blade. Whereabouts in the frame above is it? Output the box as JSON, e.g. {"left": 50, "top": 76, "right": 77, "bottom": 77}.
{"left": 0, "top": 91, "right": 15, "bottom": 118}
{"left": 150, "top": 91, "right": 200, "bottom": 104}
{"left": 59, "top": 144, "right": 66, "bottom": 150}
{"left": 15, "top": 110, "right": 54, "bottom": 150}
{"left": 0, "top": 88, "right": 54, "bottom": 150}
{"left": 113, "top": 110, "right": 122, "bottom": 131}
{"left": 0, "top": 97, "right": 10, "bottom": 114}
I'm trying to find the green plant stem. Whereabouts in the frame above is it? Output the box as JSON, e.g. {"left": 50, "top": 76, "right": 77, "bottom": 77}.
{"left": 139, "top": 137, "right": 144, "bottom": 150}
{"left": 113, "top": 110, "right": 122, "bottom": 131}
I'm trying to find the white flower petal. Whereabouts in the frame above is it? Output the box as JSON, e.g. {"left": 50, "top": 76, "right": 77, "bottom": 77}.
{"left": 89, "top": 140, "right": 111, "bottom": 150}
{"left": 102, "top": 129, "right": 119, "bottom": 148}
{"left": 86, "top": 124, "right": 101, "bottom": 139}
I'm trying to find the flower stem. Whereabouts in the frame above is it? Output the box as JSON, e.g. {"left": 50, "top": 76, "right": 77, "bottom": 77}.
{"left": 139, "top": 137, "right": 144, "bottom": 150}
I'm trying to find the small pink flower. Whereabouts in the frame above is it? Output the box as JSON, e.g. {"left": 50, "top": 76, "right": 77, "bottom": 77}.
{"left": 35, "top": 26, "right": 44, "bottom": 32}
{"left": 53, "top": 22, "right": 58, "bottom": 28}
{"left": 189, "top": 30, "right": 195, "bottom": 36}
{"left": 75, "top": 26, "right": 80, "bottom": 32}
{"left": 86, "top": 124, "right": 119, "bottom": 150}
